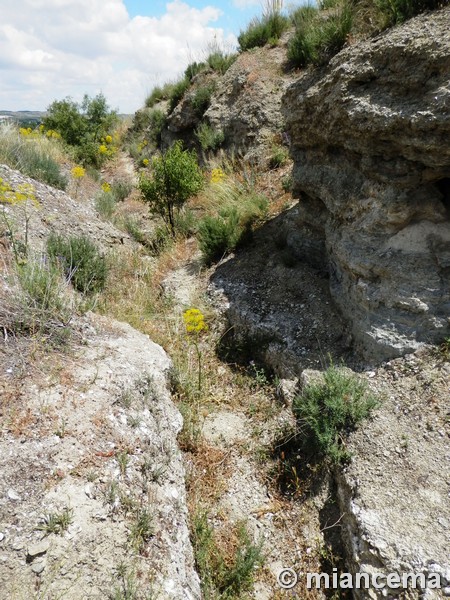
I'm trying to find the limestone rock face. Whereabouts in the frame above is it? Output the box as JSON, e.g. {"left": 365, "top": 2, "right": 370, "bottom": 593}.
{"left": 282, "top": 8, "right": 450, "bottom": 360}
{"left": 164, "top": 40, "right": 292, "bottom": 163}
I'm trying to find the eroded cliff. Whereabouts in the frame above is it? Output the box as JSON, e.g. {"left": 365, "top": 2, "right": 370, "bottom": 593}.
{"left": 282, "top": 7, "right": 450, "bottom": 361}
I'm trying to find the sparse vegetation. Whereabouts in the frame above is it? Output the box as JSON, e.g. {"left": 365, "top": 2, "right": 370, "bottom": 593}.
{"left": 197, "top": 178, "right": 268, "bottom": 264}
{"left": 288, "top": 1, "right": 353, "bottom": 67}
{"left": 0, "top": 123, "right": 67, "bottom": 189}
{"left": 293, "top": 364, "right": 379, "bottom": 464}
{"left": 129, "top": 508, "right": 154, "bottom": 552}
{"left": 46, "top": 233, "right": 109, "bottom": 294}
{"left": 195, "top": 122, "right": 225, "bottom": 152}
{"left": 138, "top": 141, "right": 203, "bottom": 234}
{"left": 37, "top": 507, "right": 74, "bottom": 535}
{"left": 192, "top": 511, "right": 263, "bottom": 599}
{"left": 238, "top": 12, "right": 290, "bottom": 51}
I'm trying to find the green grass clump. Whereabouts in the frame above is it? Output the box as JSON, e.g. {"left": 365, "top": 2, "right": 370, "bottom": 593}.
{"left": 47, "top": 233, "right": 108, "bottom": 294}
{"left": 192, "top": 511, "right": 263, "bottom": 599}
{"left": 37, "top": 507, "right": 73, "bottom": 535}
{"left": 197, "top": 180, "right": 268, "bottom": 264}
{"left": 269, "top": 144, "right": 289, "bottom": 169}
{"left": 168, "top": 77, "right": 191, "bottom": 112}
{"left": 0, "top": 123, "right": 67, "bottom": 190}
{"left": 95, "top": 190, "right": 117, "bottom": 219}
{"left": 238, "top": 12, "right": 290, "bottom": 51}
{"left": 293, "top": 365, "right": 378, "bottom": 464}
{"left": 9, "top": 257, "right": 72, "bottom": 344}
{"left": 145, "top": 82, "right": 176, "bottom": 108}
{"left": 129, "top": 508, "right": 154, "bottom": 553}
{"left": 195, "top": 122, "right": 225, "bottom": 152}
{"left": 111, "top": 179, "right": 133, "bottom": 202}
{"left": 192, "top": 84, "right": 216, "bottom": 118}
{"left": 185, "top": 61, "right": 207, "bottom": 81}
{"left": 147, "top": 108, "right": 166, "bottom": 145}
{"left": 288, "top": 2, "right": 353, "bottom": 67}
{"left": 374, "top": 0, "right": 444, "bottom": 26}
{"left": 206, "top": 51, "right": 237, "bottom": 74}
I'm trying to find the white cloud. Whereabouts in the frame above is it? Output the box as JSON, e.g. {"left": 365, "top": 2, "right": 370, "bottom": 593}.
{"left": 0, "top": 0, "right": 237, "bottom": 113}
{"left": 232, "top": 0, "right": 261, "bottom": 8}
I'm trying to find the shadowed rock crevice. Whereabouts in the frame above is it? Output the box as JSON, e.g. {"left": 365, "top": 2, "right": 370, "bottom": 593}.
{"left": 282, "top": 7, "right": 450, "bottom": 361}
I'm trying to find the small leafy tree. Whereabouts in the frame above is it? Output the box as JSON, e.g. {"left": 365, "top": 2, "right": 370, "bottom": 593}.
{"left": 138, "top": 141, "right": 203, "bottom": 234}
{"left": 43, "top": 93, "right": 118, "bottom": 166}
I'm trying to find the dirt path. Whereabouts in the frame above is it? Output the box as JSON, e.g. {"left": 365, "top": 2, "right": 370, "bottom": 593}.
{"left": 161, "top": 258, "right": 329, "bottom": 599}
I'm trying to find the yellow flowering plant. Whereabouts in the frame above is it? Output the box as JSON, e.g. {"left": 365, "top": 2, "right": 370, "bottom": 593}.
{"left": 0, "top": 177, "right": 39, "bottom": 261}
{"left": 101, "top": 182, "right": 111, "bottom": 193}
{"left": 183, "top": 308, "right": 208, "bottom": 393}
{"left": 71, "top": 166, "right": 85, "bottom": 197}
{"left": 210, "top": 167, "right": 225, "bottom": 184}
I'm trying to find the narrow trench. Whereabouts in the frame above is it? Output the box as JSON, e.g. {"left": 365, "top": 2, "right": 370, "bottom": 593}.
{"left": 162, "top": 256, "right": 351, "bottom": 600}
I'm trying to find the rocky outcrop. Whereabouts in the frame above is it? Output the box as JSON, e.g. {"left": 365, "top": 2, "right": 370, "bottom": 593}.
{"left": 0, "top": 164, "right": 132, "bottom": 252}
{"left": 164, "top": 38, "right": 292, "bottom": 163}
{"left": 282, "top": 8, "right": 450, "bottom": 361}
{"left": 0, "top": 314, "right": 200, "bottom": 599}
{"left": 331, "top": 351, "right": 450, "bottom": 599}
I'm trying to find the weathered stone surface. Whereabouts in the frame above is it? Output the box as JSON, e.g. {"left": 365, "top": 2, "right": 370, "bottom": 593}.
{"left": 283, "top": 8, "right": 450, "bottom": 361}
{"left": 164, "top": 37, "right": 292, "bottom": 163}
{"left": 0, "top": 314, "right": 200, "bottom": 599}
{"left": 205, "top": 44, "right": 290, "bottom": 162}
{"left": 0, "top": 164, "right": 132, "bottom": 252}
{"left": 334, "top": 352, "right": 450, "bottom": 599}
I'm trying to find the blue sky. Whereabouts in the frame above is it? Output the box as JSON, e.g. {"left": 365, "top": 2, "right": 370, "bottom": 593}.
{"left": 0, "top": 0, "right": 298, "bottom": 113}
{"left": 124, "top": 0, "right": 263, "bottom": 34}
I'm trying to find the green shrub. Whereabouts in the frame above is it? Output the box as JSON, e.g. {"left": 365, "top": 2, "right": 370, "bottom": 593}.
{"left": 47, "top": 233, "right": 108, "bottom": 294}
{"left": 269, "top": 145, "right": 289, "bottom": 169}
{"left": 17, "top": 258, "right": 67, "bottom": 315}
{"left": 4, "top": 256, "right": 72, "bottom": 344}
{"left": 293, "top": 365, "right": 378, "bottom": 464}
{"left": 18, "top": 149, "right": 67, "bottom": 190}
{"left": 197, "top": 188, "right": 268, "bottom": 264}
{"left": 206, "top": 51, "right": 237, "bottom": 74}
{"left": 198, "top": 209, "right": 241, "bottom": 264}
{"left": 145, "top": 82, "right": 176, "bottom": 108}
{"left": 95, "top": 190, "right": 117, "bottom": 219}
{"left": 111, "top": 179, "right": 133, "bottom": 202}
{"left": 238, "top": 12, "right": 290, "bottom": 51}
{"left": 192, "top": 84, "right": 216, "bottom": 118}
{"left": 168, "top": 77, "right": 191, "bottom": 112}
{"left": 195, "top": 122, "right": 225, "bottom": 152}
{"left": 185, "top": 61, "right": 207, "bottom": 81}
{"left": 288, "top": 2, "right": 353, "bottom": 67}
{"left": 374, "top": 0, "right": 444, "bottom": 26}
{"left": 138, "top": 141, "right": 203, "bottom": 234}
{"left": 0, "top": 124, "right": 67, "bottom": 190}
{"left": 43, "top": 93, "right": 118, "bottom": 167}
{"left": 192, "top": 511, "right": 263, "bottom": 599}
{"left": 147, "top": 108, "right": 166, "bottom": 145}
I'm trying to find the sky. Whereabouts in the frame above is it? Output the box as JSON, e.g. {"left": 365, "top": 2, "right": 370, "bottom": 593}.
{"left": 0, "top": 0, "right": 293, "bottom": 114}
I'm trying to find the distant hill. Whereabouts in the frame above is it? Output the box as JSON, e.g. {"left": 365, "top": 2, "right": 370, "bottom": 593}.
{"left": 0, "top": 110, "right": 46, "bottom": 127}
